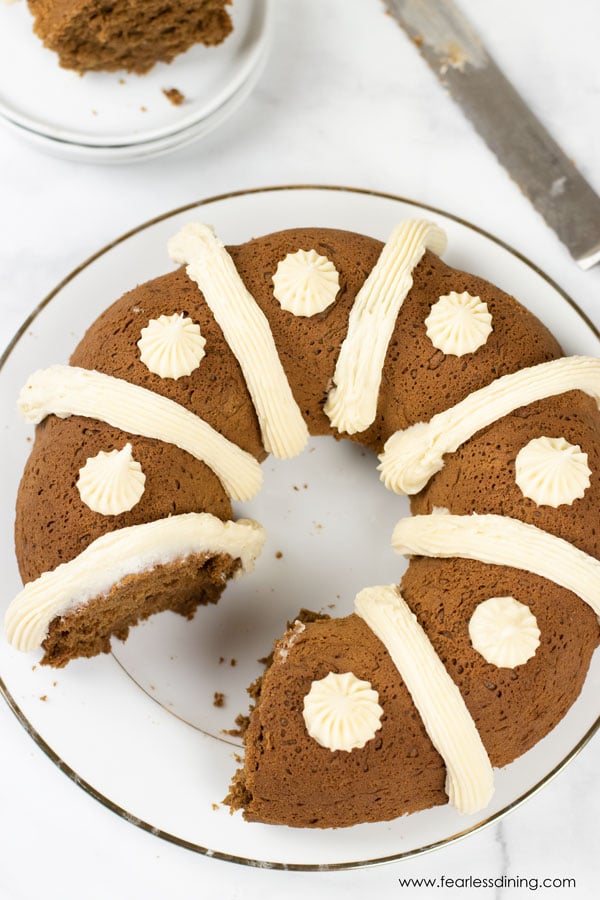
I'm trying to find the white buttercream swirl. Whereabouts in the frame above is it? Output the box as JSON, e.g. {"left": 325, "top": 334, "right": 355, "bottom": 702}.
{"left": 515, "top": 436, "right": 591, "bottom": 507}
{"left": 77, "top": 443, "right": 145, "bottom": 515}
{"left": 168, "top": 223, "right": 309, "bottom": 459}
{"left": 379, "top": 356, "right": 600, "bottom": 495}
{"left": 425, "top": 292, "right": 492, "bottom": 356}
{"left": 17, "top": 365, "right": 262, "bottom": 502}
{"left": 355, "top": 585, "right": 494, "bottom": 814}
{"left": 469, "top": 596, "right": 540, "bottom": 668}
{"left": 324, "top": 219, "right": 447, "bottom": 435}
{"left": 392, "top": 512, "right": 600, "bottom": 617}
{"left": 272, "top": 248, "right": 340, "bottom": 317}
{"left": 138, "top": 313, "right": 206, "bottom": 379}
{"left": 302, "top": 671, "right": 384, "bottom": 752}
{"left": 4, "top": 513, "right": 266, "bottom": 653}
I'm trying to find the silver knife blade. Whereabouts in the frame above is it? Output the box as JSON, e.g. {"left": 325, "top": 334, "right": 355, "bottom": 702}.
{"left": 386, "top": 0, "right": 600, "bottom": 270}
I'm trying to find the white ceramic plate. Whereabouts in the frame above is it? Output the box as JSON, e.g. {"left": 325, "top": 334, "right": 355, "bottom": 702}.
{"left": 0, "top": 0, "right": 270, "bottom": 155}
{"left": 1, "top": 186, "right": 598, "bottom": 870}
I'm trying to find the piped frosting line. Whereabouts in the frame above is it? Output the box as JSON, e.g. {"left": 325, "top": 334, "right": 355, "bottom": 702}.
{"left": 392, "top": 512, "right": 600, "bottom": 617}
{"left": 379, "top": 356, "right": 600, "bottom": 495}
{"left": 355, "top": 585, "right": 494, "bottom": 814}
{"left": 168, "top": 223, "right": 309, "bottom": 459}
{"left": 324, "top": 220, "right": 447, "bottom": 435}
{"left": 5, "top": 513, "right": 266, "bottom": 653}
{"left": 18, "top": 365, "right": 262, "bottom": 502}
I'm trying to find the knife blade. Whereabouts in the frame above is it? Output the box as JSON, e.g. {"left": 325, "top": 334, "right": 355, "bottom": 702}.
{"left": 386, "top": 0, "right": 600, "bottom": 270}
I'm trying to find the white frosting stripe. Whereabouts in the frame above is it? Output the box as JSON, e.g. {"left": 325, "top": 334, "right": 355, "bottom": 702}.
{"left": 168, "top": 224, "right": 309, "bottom": 459}
{"left": 355, "top": 585, "right": 494, "bottom": 814}
{"left": 379, "top": 356, "right": 600, "bottom": 495}
{"left": 392, "top": 512, "right": 600, "bottom": 617}
{"left": 18, "top": 365, "right": 262, "bottom": 502}
{"left": 5, "top": 513, "right": 266, "bottom": 653}
{"left": 324, "top": 220, "right": 447, "bottom": 435}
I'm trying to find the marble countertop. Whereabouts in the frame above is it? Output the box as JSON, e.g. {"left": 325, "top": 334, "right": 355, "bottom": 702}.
{"left": 0, "top": 1, "right": 598, "bottom": 897}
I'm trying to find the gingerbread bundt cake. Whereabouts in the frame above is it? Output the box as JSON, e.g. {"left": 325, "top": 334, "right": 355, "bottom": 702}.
{"left": 27, "top": 0, "right": 233, "bottom": 74}
{"left": 5, "top": 221, "right": 600, "bottom": 827}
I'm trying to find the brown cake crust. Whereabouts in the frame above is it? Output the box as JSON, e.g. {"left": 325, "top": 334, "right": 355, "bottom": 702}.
{"left": 15, "top": 415, "right": 232, "bottom": 584}
{"left": 411, "top": 390, "right": 600, "bottom": 559}
{"left": 401, "top": 558, "right": 600, "bottom": 764}
{"left": 228, "top": 615, "right": 449, "bottom": 827}
{"left": 230, "top": 230, "right": 562, "bottom": 453}
{"left": 27, "top": 0, "right": 233, "bottom": 74}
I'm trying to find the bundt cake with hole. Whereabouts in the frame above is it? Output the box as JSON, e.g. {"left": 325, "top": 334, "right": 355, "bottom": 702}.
{"left": 5, "top": 220, "right": 599, "bottom": 826}
{"left": 27, "top": 0, "right": 233, "bottom": 74}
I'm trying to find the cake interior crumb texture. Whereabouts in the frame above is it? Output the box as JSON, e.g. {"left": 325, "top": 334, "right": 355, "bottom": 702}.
{"left": 41, "top": 552, "right": 239, "bottom": 667}
{"left": 27, "top": 0, "right": 234, "bottom": 74}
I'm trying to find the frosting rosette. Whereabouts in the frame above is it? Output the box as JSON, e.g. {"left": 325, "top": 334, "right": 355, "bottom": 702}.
{"left": 515, "top": 435, "right": 591, "bottom": 507}
{"left": 137, "top": 312, "right": 206, "bottom": 379}
{"left": 425, "top": 291, "right": 493, "bottom": 356}
{"left": 302, "top": 671, "right": 384, "bottom": 752}
{"left": 77, "top": 443, "right": 146, "bottom": 515}
{"left": 469, "top": 596, "right": 541, "bottom": 668}
{"left": 272, "top": 248, "right": 340, "bottom": 317}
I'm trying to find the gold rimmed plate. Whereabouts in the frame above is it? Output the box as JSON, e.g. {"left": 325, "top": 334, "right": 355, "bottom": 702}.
{"left": 1, "top": 186, "right": 598, "bottom": 869}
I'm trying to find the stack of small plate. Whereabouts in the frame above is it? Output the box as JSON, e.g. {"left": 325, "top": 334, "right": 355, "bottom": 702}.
{"left": 0, "top": 0, "right": 271, "bottom": 162}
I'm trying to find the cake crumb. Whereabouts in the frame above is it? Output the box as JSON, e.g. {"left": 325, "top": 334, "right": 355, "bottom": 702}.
{"left": 222, "top": 713, "right": 249, "bottom": 737}
{"left": 213, "top": 692, "right": 225, "bottom": 708}
{"left": 163, "top": 87, "right": 186, "bottom": 106}
{"left": 230, "top": 658, "right": 237, "bottom": 667}
{"left": 218, "top": 656, "right": 225, "bottom": 664}
{"left": 39, "top": 695, "right": 47, "bottom": 702}
{"left": 211, "top": 803, "right": 220, "bottom": 811}
{"left": 140, "top": 106, "right": 147, "bottom": 112}
{"left": 275, "top": 551, "right": 283, "bottom": 559}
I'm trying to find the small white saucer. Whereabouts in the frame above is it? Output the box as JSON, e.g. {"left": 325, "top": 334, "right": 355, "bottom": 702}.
{"left": 0, "top": 0, "right": 270, "bottom": 159}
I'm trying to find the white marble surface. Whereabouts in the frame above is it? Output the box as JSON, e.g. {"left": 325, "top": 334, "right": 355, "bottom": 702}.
{"left": 0, "top": 0, "right": 599, "bottom": 897}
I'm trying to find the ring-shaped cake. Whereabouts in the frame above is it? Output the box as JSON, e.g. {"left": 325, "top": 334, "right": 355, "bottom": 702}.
{"left": 5, "top": 221, "right": 600, "bottom": 828}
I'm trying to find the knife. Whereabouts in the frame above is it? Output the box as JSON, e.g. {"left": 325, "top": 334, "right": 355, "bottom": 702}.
{"left": 385, "top": 0, "right": 600, "bottom": 270}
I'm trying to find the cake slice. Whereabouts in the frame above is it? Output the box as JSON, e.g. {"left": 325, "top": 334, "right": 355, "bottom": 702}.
{"left": 227, "top": 550, "right": 599, "bottom": 828}
{"left": 27, "top": 0, "right": 233, "bottom": 73}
